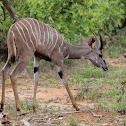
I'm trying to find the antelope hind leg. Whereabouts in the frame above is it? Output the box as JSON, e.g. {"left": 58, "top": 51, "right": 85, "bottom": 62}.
{"left": 0, "top": 57, "right": 11, "bottom": 112}
{"left": 10, "top": 57, "right": 32, "bottom": 112}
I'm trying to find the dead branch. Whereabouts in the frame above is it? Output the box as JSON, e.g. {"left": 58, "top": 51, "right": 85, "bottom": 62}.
{"left": 1, "top": 6, "right": 6, "bottom": 21}
{"left": 102, "top": 29, "right": 118, "bottom": 44}
{"left": 91, "top": 111, "right": 103, "bottom": 118}
{"left": 16, "top": 112, "right": 30, "bottom": 117}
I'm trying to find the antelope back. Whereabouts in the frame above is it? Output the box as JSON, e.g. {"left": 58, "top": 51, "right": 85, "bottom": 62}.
{"left": 7, "top": 18, "right": 66, "bottom": 59}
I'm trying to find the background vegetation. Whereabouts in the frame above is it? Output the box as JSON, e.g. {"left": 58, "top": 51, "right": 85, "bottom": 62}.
{"left": 0, "top": 0, "right": 126, "bottom": 60}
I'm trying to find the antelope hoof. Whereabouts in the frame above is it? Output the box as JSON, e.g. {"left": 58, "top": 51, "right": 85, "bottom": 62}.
{"left": 76, "top": 107, "right": 80, "bottom": 111}
{"left": 74, "top": 106, "right": 80, "bottom": 111}
{"left": 73, "top": 105, "right": 80, "bottom": 111}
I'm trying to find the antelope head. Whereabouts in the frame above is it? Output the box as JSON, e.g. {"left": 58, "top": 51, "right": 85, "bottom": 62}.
{"left": 81, "top": 31, "right": 108, "bottom": 71}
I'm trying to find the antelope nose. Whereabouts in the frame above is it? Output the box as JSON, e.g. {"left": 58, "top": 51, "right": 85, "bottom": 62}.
{"left": 105, "top": 67, "right": 108, "bottom": 71}
{"left": 102, "top": 66, "right": 108, "bottom": 71}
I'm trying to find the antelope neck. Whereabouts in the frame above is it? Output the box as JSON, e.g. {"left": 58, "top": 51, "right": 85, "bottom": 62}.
{"left": 65, "top": 43, "right": 91, "bottom": 59}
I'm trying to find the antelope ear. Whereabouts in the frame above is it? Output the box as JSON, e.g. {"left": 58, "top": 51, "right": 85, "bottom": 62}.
{"left": 80, "top": 34, "right": 89, "bottom": 46}
{"left": 89, "top": 35, "right": 96, "bottom": 49}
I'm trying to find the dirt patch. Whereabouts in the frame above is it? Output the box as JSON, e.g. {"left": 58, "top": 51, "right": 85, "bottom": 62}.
{"left": 0, "top": 78, "right": 111, "bottom": 125}
{"left": 0, "top": 78, "right": 94, "bottom": 109}
{"left": 0, "top": 78, "right": 75, "bottom": 104}
{"left": 0, "top": 78, "right": 116, "bottom": 126}
{"left": 29, "top": 110, "right": 112, "bottom": 126}
{"left": 63, "top": 111, "right": 111, "bottom": 125}
{"left": 107, "top": 57, "right": 126, "bottom": 67}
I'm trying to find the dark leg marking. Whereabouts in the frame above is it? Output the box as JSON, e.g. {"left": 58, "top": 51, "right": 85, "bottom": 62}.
{"left": 58, "top": 71, "right": 63, "bottom": 79}
{"left": 34, "top": 67, "right": 39, "bottom": 73}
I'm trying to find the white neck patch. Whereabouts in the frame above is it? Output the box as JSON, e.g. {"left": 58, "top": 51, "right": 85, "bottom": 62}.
{"left": 65, "top": 54, "right": 69, "bottom": 59}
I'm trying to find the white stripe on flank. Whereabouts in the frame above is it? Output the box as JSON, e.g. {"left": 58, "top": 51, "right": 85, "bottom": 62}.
{"left": 23, "top": 19, "right": 37, "bottom": 47}
{"left": 34, "top": 19, "right": 41, "bottom": 45}
{"left": 48, "top": 27, "right": 53, "bottom": 49}
{"left": 44, "top": 25, "right": 50, "bottom": 49}
{"left": 11, "top": 31, "right": 16, "bottom": 56}
{"left": 30, "top": 18, "right": 38, "bottom": 47}
{"left": 15, "top": 24, "right": 31, "bottom": 49}
{"left": 16, "top": 22, "right": 30, "bottom": 49}
{"left": 19, "top": 20, "right": 35, "bottom": 51}
{"left": 51, "top": 29, "right": 58, "bottom": 51}
{"left": 59, "top": 37, "right": 64, "bottom": 53}
{"left": 15, "top": 25, "right": 25, "bottom": 42}
{"left": 42, "top": 23, "right": 45, "bottom": 46}
{"left": 47, "top": 25, "right": 50, "bottom": 47}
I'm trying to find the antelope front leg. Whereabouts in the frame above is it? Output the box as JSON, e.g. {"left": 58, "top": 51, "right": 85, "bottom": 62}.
{"left": 32, "top": 56, "right": 40, "bottom": 112}
{"left": 56, "top": 66, "right": 80, "bottom": 111}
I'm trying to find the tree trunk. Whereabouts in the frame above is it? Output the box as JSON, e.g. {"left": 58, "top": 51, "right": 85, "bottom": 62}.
{"left": 0, "top": 0, "right": 19, "bottom": 61}
{"left": 1, "top": 0, "right": 19, "bottom": 21}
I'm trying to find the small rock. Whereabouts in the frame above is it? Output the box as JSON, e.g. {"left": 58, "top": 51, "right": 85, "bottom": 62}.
{"left": 0, "top": 114, "right": 3, "bottom": 119}
{"left": 58, "top": 117, "right": 63, "bottom": 120}
{"left": 103, "top": 124, "right": 110, "bottom": 126}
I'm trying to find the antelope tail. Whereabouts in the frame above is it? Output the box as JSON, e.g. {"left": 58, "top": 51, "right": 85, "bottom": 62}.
{"left": 7, "top": 31, "right": 16, "bottom": 63}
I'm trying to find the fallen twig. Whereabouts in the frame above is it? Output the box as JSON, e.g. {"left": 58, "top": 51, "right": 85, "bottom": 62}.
{"left": 21, "top": 116, "right": 32, "bottom": 126}
{"left": 16, "top": 111, "right": 30, "bottom": 117}
{"left": 91, "top": 111, "right": 103, "bottom": 118}
{"left": 102, "top": 29, "right": 118, "bottom": 44}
